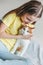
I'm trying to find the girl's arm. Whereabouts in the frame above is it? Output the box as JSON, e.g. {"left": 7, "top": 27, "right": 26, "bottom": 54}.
{"left": 0, "top": 21, "right": 32, "bottom": 39}
{"left": 0, "top": 31, "right": 32, "bottom": 39}
{"left": 0, "top": 20, "right": 8, "bottom": 33}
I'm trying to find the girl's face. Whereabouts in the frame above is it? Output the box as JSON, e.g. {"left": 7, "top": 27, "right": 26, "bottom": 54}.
{"left": 21, "top": 13, "right": 39, "bottom": 33}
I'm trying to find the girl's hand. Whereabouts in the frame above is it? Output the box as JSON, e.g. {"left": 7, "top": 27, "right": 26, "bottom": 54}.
{"left": 21, "top": 34, "right": 32, "bottom": 39}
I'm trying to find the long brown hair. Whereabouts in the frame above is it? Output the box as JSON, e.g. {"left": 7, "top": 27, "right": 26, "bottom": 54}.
{"left": 16, "top": 0, "right": 43, "bottom": 17}
{"left": 3, "top": 0, "right": 43, "bottom": 19}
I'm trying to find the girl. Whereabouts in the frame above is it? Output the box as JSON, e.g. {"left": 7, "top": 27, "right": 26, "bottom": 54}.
{"left": 0, "top": 0, "right": 43, "bottom": 55}
{"left": 0, "top": 1, "right": 43, "bottom": 65}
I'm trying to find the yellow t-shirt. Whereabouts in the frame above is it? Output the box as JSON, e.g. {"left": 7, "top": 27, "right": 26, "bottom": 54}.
{"left": 0, "top": 12, "right": 22, "bottom": 51}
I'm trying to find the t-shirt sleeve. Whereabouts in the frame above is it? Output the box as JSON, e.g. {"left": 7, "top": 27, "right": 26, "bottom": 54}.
{"left": 2, "top": 13, "right": 16, "bottom": 27}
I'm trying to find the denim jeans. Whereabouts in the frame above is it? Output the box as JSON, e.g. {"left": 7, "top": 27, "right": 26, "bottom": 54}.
{"left": 0, "top": 40, "right": 43, "bottom": 65}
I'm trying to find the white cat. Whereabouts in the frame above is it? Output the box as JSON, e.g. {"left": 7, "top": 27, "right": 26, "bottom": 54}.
{"left": 11, "top": 27, "right": 30, "bottom": 56}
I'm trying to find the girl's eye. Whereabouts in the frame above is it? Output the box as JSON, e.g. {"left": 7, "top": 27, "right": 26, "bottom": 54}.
{"left": 31, "top": 21, "right": 36, "bottom": 25}
{"left": 27, "top": 17, "right": 31, "bottom": 21}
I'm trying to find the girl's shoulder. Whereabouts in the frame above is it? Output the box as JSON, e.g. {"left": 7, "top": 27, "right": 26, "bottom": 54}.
{"left": 2, "top": 10, "right": 16, "bottom": 19}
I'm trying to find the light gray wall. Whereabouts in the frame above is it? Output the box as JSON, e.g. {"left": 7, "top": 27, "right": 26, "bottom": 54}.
{"left": 0, "top": 0, "right": 43, "bottom": 46}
